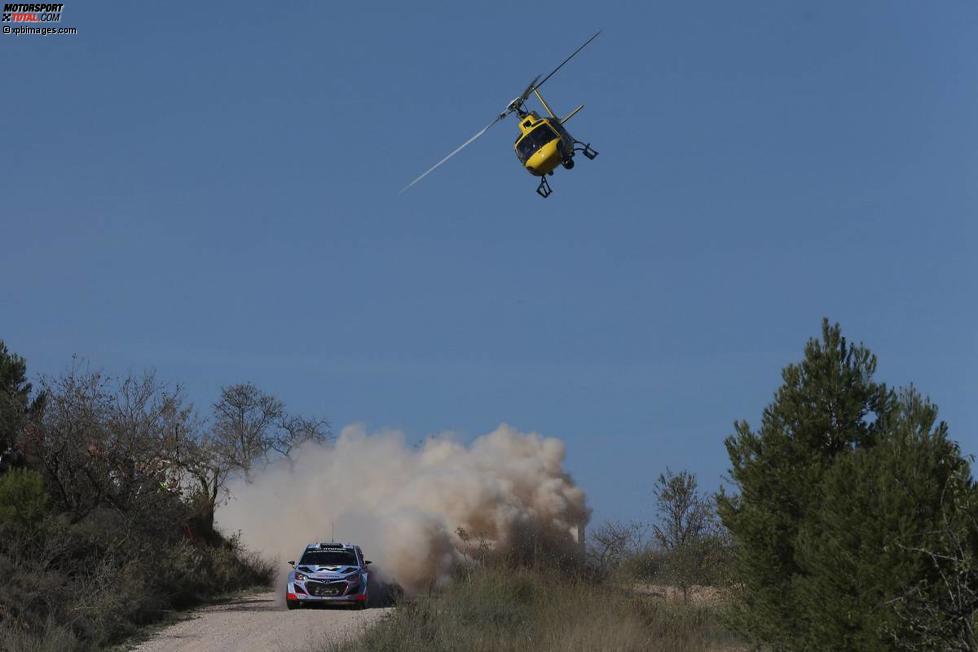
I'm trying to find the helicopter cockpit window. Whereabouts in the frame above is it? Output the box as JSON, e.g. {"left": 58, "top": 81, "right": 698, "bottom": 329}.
{"left": 516, "top": 125, "right": 559, "bottom": 162}
{"left": 551, "top": 121, "right": 571, "bottom": 142}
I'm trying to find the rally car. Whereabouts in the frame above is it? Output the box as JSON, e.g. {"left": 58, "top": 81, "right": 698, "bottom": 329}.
{"left": 285, "top": 542, "right": 371, "bottom": 610}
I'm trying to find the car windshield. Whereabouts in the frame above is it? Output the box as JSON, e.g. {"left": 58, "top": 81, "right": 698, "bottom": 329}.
{"left": 299, "top": 551, "right": 358, "bottom": 566}
{"left": 516, "top": 125, "right": 559, "bottom": 162}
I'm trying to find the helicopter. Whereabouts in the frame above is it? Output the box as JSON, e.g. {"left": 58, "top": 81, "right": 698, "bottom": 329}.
{"left": 401, "top": 31, "right": 601, "bottom": 199}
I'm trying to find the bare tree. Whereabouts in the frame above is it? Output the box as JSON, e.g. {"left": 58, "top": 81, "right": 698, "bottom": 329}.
{"left": 653, "top": 468, "right": 720, "bottom": 602}
{"left": 22, "top": 372, "right": 331, "bottom": 536}
{"left": 211, "top": 383, "right": 330, "bottom": 479}
{"left": 211, "top": 384, "right": 283, "bottom": 479}
{"left": 271, "top": 414, "right": 330, "bottom": 462}
{"left": 106, "top": 373, "right": 195, "bottom": 508}
{"left": 588, "top": 520, "right": 644, "bottom": 575}
{"left": 176, "top": 428, "right": 232, "bottom": 536}
{"left": 20, "top": 367, "right": 190, "bottom": 524}
{"left": 20, "top": 367, "right": 107, "bottom": 517}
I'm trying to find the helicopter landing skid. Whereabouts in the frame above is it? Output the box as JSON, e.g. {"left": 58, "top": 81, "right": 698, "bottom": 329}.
{"left": 574, "top": 142, "right": 599, "bottom": 160}
{"left": 536, "top": 175, "right": 553, "bottom": 198}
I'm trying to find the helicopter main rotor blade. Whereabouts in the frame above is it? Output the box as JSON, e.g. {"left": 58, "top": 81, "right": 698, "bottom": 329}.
{"left": 502, "top": 75, "right": 542, "bottom": 116}
{"left": 519, "top": 75, "right": 542, "bottom": 103}
{"left": 532, "top": 30, "right": 601, "bottom": 94}
{"left": 399, "top": 114, "right": 504, "bottom": 194}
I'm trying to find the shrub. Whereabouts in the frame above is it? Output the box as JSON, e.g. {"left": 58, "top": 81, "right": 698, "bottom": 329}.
{"left": 0, "top": 511, "right": 274, "bottom": 650}
{"left": 0, "top": 617, "right": 80, "bottom": 652}
{"left": 0, "top": 468, "right": 48, "bottom": 531}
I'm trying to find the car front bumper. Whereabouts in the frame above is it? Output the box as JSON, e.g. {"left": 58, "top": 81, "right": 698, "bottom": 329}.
{"left": 287, "top": 580, "right": 367, "bottom": 605}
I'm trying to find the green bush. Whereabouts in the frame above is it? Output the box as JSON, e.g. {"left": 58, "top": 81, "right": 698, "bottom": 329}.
{"left": 0, "top": 512, "right": 274, "bottom": 651}
{"left": 0, "top": 468, "right": 48, "bottom": 531}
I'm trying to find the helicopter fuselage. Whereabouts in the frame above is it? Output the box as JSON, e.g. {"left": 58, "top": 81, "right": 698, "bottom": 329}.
{"left": 513, "top": 112, "right": 573, "bottom": 177}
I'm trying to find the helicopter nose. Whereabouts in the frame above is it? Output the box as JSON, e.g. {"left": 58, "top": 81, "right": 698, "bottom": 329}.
{"left": 525, "top": 141, "right": 561, "bottom": 176}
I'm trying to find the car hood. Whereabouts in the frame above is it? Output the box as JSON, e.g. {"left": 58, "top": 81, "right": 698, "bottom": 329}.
{"left": 296, "top": 565, "right": 360, "bottom": 579}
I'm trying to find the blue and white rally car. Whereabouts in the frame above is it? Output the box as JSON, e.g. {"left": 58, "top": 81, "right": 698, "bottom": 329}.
{"left": 286, "top": 542, "right": 371, "bottom": 610}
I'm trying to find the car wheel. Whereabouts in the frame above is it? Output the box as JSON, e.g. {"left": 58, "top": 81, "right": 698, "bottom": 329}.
{"left": 286, "top": 598, "right": 300, "bottom": 610}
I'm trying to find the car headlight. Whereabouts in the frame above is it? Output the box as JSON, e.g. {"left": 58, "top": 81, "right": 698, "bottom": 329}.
{"left": 294, "top": 572, "right": 307, "bottom": 582}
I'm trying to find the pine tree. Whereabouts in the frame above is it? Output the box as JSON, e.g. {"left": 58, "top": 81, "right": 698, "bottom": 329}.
{"left": 719, "top": 320, "right": 978, "bottom": 649}
{"left": 717, "top": 319, "right": 896, "bottom": 648}
{"left": 794, "top": 389, "right": 978, "bottom": 650}
{"left": 0, "top": 340, "right": 34, "bottom": 453}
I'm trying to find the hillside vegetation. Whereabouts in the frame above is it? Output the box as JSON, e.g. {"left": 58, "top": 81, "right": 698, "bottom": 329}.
{"left": 0, "top": 344, "right": 329, "bottom": 650}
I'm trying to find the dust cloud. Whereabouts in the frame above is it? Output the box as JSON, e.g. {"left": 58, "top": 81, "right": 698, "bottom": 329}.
{"left": 217, "top": 424, "right": 590, "bottom": 594}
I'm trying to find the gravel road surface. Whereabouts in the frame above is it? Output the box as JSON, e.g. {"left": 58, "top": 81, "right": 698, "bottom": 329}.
{"left": 131, "top": 592, "right": 389, "bottom": 652}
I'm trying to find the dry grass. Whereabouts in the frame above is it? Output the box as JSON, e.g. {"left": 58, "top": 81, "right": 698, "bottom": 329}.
{"left": 322, "top": 567, "right": 743, "bottom": 652}
{"left": 632, "top": 583, "right": 731, "bottom": 606}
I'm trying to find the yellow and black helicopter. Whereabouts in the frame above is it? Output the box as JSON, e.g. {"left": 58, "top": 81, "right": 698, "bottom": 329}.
{"left": 401, "top": 31, "right": 601, "bottom": 199}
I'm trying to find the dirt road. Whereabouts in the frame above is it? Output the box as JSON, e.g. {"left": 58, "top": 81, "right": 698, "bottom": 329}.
{"left": 131, "top": 592, "right": 390, "bottom": 652}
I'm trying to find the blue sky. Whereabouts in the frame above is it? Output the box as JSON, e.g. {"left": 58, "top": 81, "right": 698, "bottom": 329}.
{"left": 2, "top": 0, "right": 976, "bottom": 525}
